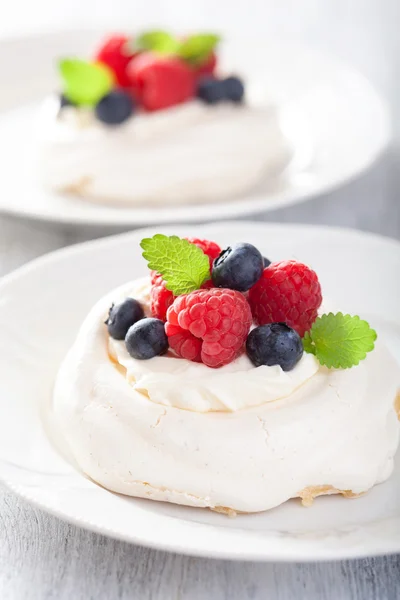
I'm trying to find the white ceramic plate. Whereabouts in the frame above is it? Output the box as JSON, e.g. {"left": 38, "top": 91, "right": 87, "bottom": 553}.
{"left": 0, "top": 222, "right": 399, "bottom": 562}
{"left": 0, "top": 31, "right": 390, "bottom": 227}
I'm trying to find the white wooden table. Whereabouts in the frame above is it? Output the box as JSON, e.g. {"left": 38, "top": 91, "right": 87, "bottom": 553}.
{"left": 1, "top": 0, "right": 400, "bottom": 597}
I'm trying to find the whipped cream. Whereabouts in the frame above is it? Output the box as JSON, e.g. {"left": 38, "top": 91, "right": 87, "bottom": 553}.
{"left": 53, "top": 278, "right": 400, "bottom": 513}
{"left": 36, "top": 96, "right": 292, "bottom": 205}
{"left": 108, "top": 279, "right": 319, "bottom": 412}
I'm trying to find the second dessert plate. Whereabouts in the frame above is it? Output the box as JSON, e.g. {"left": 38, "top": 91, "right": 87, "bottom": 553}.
{"left": 0, "top": 222, "right": 399, "bottom": 561}
{"left": 0, "top": 31, "right": 390, "bottom": 227}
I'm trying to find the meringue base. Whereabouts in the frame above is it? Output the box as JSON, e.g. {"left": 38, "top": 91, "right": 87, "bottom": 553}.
{"left": 37, "top": 99, "right": 292, "bottom": 206}
{"left": 53, "top": 282, "right": 400, "bottom": 514}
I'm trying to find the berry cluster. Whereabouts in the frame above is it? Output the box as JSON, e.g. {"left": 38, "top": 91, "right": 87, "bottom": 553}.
{"left": 106, "top": 236, "right": 323, "bottom": 372}
{"left": 59, "top": 31, "right": 245, "bottom": 126}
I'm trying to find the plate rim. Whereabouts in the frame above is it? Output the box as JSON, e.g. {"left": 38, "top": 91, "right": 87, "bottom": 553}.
{"left": 0, "top": 30, "right": 392, "bottom": 227}
{"left": 0, "top": 221, "right": 400, "bottom": 562}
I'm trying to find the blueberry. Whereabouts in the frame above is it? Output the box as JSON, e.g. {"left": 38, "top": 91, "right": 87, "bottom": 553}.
{"left": 212, "top": 243, "right": 264, "bottom": 292}
{"left": 246, "top": 323, "right": 303, "bottom": 372}
{"left": 222, "top": 76, "right": 245, "bottom": 103}
{"left": 95, "top": 90, "right": 134, "bottom": 125}
{"left": 106, "top": 298, "right": 144, "bottom": 340}
{"left": 125, "top": 318, "right": 168, "bottom": 360}
{"left": 263, "top": 256, "right": 271, "bottom": 268}
{"left": 60, "top": 93, "right": 74, "bottom": 108}
{"left": 197, "top": 78, "right": 225, "bottom": 104}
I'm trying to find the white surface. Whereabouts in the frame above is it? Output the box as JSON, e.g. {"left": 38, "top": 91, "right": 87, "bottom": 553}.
{"left": 0, "top": 222, "right": 399, "bottom": 562}
{"left": 0, "top": 32, "right": 390, "bottom": 225}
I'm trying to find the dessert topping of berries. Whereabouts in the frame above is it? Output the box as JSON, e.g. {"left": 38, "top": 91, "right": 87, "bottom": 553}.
{"left": 94, "top": 35, "right": 137, "bottom": 88}
{"left": 246, "top": 323, "right": 303, "bottom": 371}
{"left": 105, "top": 234, "right": 376, "bottom": 371}
{"left": 248, "top": 260, "right": 322, "bottom": 337}
{"left": 125, "top": 318, "right": 168, "bottom": 360}
{"left": 57, "top": 31, "right": 248, "bottom": 125}
{"left": 141, "top": 235, "right": 211, "bottom": 296}
{"left": 95, "top": 90, "right": 134, "bottom": 125}
{"left": 150, "top": 274, "right": 175, "bottom": 322}
{"left": 196, "top": 78, "right": 226, "bottom": 105}
{"left": 184, "top": 237, "right": 221, "bottom": 266}
{"left": 106, "top": 298, "right": 144, "bottom": 340}
{"left": 303, "top": 313, "right": 377, "bottom": 369}
{"left": 127, "top": 53, "right": 195, "bottom": 112}
{"left": 194, "top": 52, "right": 217, "bottom": 79}
{"left": 196, "top": 76, "right": 245, "bottom": 105}
{"left": 263, "top": 256, "right": 271, "bottom": 268}
{"left": 59, "top": 93, "right": 75, "bottom": 109}
{"left": 166, "top": 288, "right": 252, "bottom": 368}
{"left": 150, "top": 238, "right": 220, "bottom": 321}
{"left": 223, "top": 76, "right": 245, "bottom": 103}
{"left": 58, "top": 59, "right": 115, "bottom": 107}
{"left": 212, "top": 243, "right": 264, "bottom": 292}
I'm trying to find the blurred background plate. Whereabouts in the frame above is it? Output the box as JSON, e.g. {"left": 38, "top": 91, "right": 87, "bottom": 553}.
{"left": 0, "top": 30, "right": 390, "bottom": 227}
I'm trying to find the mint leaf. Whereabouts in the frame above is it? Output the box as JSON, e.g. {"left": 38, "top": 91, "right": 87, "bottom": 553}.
{"left": 135, "top": 30, "right": 180, "bottom": 55}
{"left": 178, "top": 33, "right": 220, "bottom": 65}
{"left": 141, "top": 235, "right": 210, "bottom": 296}
{"left": 303, "top": 313, "right": 377, "bottom": 369}
{"left": 58, "top": 59, "right": 114, "bottom": 106}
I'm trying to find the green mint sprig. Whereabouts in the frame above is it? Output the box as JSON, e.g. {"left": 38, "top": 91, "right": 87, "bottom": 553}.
{"left": 303, "top": 312, "right": 377, "bottom": 369}
{"left": 131, "top": 30, "right": 220, "bottom": 65}
{"left": 177, "top": 34, "right": 220, "bottom": 65}
{"left": 58, "top": 58, "right": 114, "bottom": 106}
{"left": 141, "top": 235, "right": 211, "bottom": 296}
{"left": 135, "top": 31, "right": 180, "bottom": 55}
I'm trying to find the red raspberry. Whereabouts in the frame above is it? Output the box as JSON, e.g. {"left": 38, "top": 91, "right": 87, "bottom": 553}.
{"left": 150, "top": 275, "right": 215, "bottom": 321}
{"left": 150, "top": 238, "right": 221, "bottom": 320}
{"left": 127, "top": 53, "right": 195, "bottom": 111}
{"left": 194, "top": 52, "right": 217, "bottom": 79}
{"left": 248, "top": 260, "right": 322, "bottom": 337}
{"left": 165, "top": 288, "right": 252, "bottom": 368}
{"left": 184, "top": 237, "right": 221, "bottom": 266}
{"left": 150, "top": 274, "right": 175, "bottom": 322}
{"left": 150, "top": 270, "right": 159, "bottom": 285}
{"left": 94, "top": 35, "right": 137, "bottom": 88}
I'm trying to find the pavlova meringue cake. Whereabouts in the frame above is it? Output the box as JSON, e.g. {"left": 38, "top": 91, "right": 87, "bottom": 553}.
{"left": 37, "top": 31, "right": 291, "bottom": 205}
{"left": 54, "top": 235, "right": 400, "bottom": 514}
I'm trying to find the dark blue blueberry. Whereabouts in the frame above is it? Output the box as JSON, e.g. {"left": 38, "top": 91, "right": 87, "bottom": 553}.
{"left": 246, "top": 323, "right": 303, "bottom": 372}
{"left": 95, "top": 90, "right": 134, "bottom": 125}
{"left": 125, "top": 318, "right": 168, "bottom": 360}
{"left": 106, "top": 298, "right": 144, "bottom": 340}
{"left": 60, "top": 93, "right": 75, "bottom": 108}
{"left": 263, "top": 256, "right": 271, "bottom": 268}
{"left": 212, "top": 243, "right": 264, "bottom": 292}
{"left": 197, "top": 77, "right": 225, "bottom": 104}
{"left": 222, "top": 76, "right": 245, "bottom": 103}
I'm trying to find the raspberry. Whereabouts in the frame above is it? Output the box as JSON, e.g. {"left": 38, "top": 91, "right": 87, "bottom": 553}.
{"left": 248, "top": 260, "right": 322, "bottom": 337}
{"left": 165, "top": 288, "right": 252, "bottom": 368}
{"left": 95, "top": 35, "right": 136, "bottom": 88}
{"left": 127, "top": 53, "right": 195, "bottom": 111}
{"left": 194, "top": 52, "right": 217, "bottom": 79}
{"left": 184, "top": 237, "right": 221, "bottom": 266}
{"left": 150, "top": 270, "right": 159, "bottom": 285}
{"left": 150, "top": 238, "right": 221, "bottom": 320}
{"left": 150, "top": 274, "right": 175, "bottom": 322}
